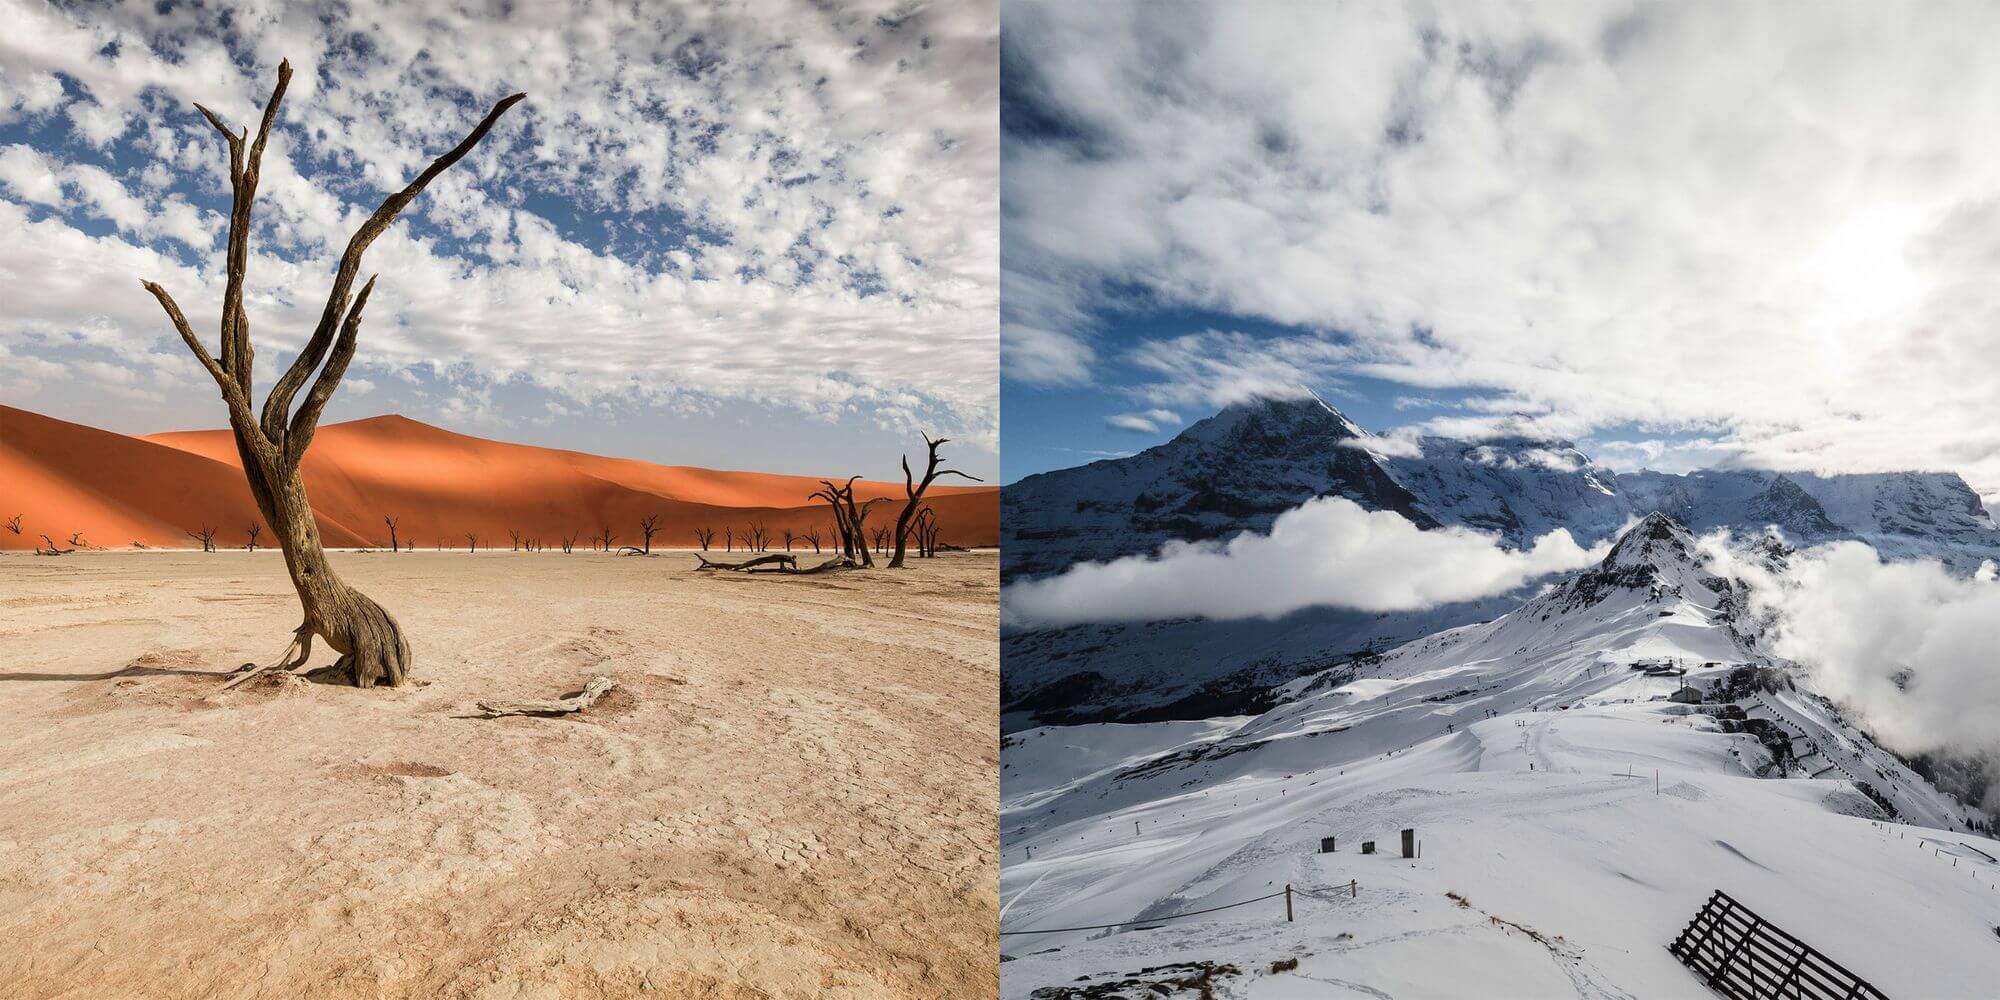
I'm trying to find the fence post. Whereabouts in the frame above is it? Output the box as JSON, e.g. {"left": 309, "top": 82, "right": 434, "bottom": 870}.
{"left": 1285, "top": 883, "right": 1293, "bottom": 922}
{"left": 1350, "top": 878, "right": 1357, "bottom": 898}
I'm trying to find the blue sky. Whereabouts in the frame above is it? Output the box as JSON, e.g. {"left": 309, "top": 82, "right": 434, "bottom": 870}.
{"left": 0, "top": 0, "right": 998, "bottom": 481}
{"left": 999, "top": 2, "right": 2000, "bottom": 503}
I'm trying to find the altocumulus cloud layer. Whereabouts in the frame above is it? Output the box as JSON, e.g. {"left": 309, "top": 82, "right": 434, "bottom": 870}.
{"left": 1004, "top": 2, "right": 2000, "bottom": 496}
{"left": 1001, "top": 496, "right": 1605, "bottom": 627}
{"left": 0, "top": 0, "right": 996, "bottom": 467}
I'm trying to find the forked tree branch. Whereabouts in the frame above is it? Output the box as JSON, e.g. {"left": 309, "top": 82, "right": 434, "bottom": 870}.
{"left": 261, "top": 90, "right": 527, "bottom": 446}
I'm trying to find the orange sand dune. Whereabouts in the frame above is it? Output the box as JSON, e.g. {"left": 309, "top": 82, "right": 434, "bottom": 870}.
{"left": 0, "top": 405, "right": 998, "bottom": 553}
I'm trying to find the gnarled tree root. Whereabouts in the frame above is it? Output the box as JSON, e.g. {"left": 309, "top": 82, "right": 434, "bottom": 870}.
{"left": 222, "top": 623, "right": 315, "bottom": 691}
{"left": 219, "top": 592, "right": 411, "bottom": 690}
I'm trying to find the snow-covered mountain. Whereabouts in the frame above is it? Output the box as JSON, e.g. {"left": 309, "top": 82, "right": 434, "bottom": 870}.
{"left": 1003, "top": 395, "right": 2000, "bottom": 726}
{"left": 1001, "top": 392, "right": 1435, "bottom": 582}
{"left": 999, "top": 514, "right": 1999, "bottom": 997}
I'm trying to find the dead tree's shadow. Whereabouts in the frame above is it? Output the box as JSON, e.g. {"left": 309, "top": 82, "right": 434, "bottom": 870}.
{"left": 0, "top": 665, "right": 234, "bottom": 682}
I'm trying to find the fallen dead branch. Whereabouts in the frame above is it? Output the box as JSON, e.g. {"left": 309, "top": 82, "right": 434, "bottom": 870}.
{"left": 696, "top": 553, "right": 797, "bottom": 572}
{"left": 694, "top": 554, "right": 861, "bottom": 575}
{"left": 473, "top": 676, "right": 616, "bottom": 718}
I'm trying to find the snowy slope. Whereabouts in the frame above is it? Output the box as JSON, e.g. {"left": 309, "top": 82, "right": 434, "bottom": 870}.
{"left": 1000, "top": 515, "right": 2000, "bottom": 997}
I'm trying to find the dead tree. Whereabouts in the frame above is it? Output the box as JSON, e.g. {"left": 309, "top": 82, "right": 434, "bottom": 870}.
{"left": 384, "top": 515, "right": 400, "bottom": 552}
{"left": 725, "top": 527, "right": 734, "bottom": 552}
{"left": 810, "top": 477, "right": 884, "bottom": 566}
{"left": 803, "top": 528, "right": 822, "bottom": 553}
{"left": 744, "top": 523, "right": 769, "bottom": 553}
{"left": 889, "top": 433, "right": 982, "bottom": 568}
{"left": 34, "top": 533, "right": 73, "bottom": 556}
{"left": 508, "top": 528, "right": 522, "bottom": 551}
{"left": 466, "top": 534, "right": 478, "bottom": 553}
{"left": 694, "top": 526, "right": 715, "bottom": 550}
{"left": 245, "top": 524, "right": 263, "bottom": 551}
{"left": 600, "top": 525, "right": 616, "bottom": 552}
{"left": 783, "top": 529, "right": 794, "bottom": 552}
{"left": 4, "top": 515, "right": 19, "bottom": 534}
{"left": 141, "top": 59, "right": 524, "bottom": 688}
{"left": 912, "top": 506, "right": 938, "bottom": 557}
{"left": 68, "top": 531, "right": 88, "bottom": 549}
{"left": 187, "top": 525, "right": 219, "bottom": 552}
{"left": 873, "top": 526, "right": 889, "bottom": 555}
{"left": 637, "top": 513, "right": 659, "bottom": 554}
{"left": 561, "top": 531, "right": 577, "bottom": 554}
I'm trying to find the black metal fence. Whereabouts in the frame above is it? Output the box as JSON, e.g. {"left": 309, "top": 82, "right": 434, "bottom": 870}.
{"left": 1668, "top": 890, "right": 1888, "bottom": 1000}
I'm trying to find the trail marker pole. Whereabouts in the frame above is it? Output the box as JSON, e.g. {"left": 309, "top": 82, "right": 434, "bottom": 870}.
{"left": 1284, "top": 884, "right": 1293, "bottom": 922}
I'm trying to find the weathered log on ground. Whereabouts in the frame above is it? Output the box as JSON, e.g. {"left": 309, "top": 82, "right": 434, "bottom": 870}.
{"left": 474, "top": 676, "right": 616, "bottom": 718}
{"left": 696, "top": 553, "right": 798, "bottom": 572}
{"left": 694, "top": 553, "right": 861, "bottom": 575}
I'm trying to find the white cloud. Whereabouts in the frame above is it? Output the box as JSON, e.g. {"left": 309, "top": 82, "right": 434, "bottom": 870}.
{"left": 1003, "top": 322, "right": 1093, "bottom": 386}
{"left": 0, "top": 0, "right": 998, "bottom": 460}
{"left": 1104, "top": 407, "right": 1180, "bottom": 433}
{"left": 0, "top": 145, "right": 61, "bottom": 204}
{"left": 1001, "top": 495, "right": 1606, "bottom": 627}
{"left": 1721, "top": 539, "right": 2000, "bottom": 764}
{"left": 1004, "top": 2, "right": 2000, "bottom": 493}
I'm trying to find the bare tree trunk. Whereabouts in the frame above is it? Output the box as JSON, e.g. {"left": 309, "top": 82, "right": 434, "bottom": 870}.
{"left": 384, "top": 515, "right": 399, "bottom": 552}
{"left": 142, "top": 60, "right": 525, "bottom": 688}
{"left": 890, "top": 433, "right": 982, "bottom": 568}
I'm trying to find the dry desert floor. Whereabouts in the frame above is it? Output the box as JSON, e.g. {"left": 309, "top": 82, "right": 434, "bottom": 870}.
{"left": 0, "top": 549, "right": 997, "bottom": 999}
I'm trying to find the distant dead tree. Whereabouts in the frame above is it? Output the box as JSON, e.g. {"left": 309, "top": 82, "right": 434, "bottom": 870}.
{"left": 187, "top": 525, "right": 219, "bottom": 552}
{"left": 245, "top": 524, "right": 263, "bottom": 551}
{"left": 782, "top": 529, "right": 794, "bottom": 552}
{"left": 913, "top": 506, "right": 939, "bottom": 557}
{"left": 141, "top": 58, "right": 524, "bottom": 688}
{"left": 809, "top": 477, "right": 885, "bottom": 566}
{"left": 872, "top": 526, "right": 889, "bottom": 555}
{"left": 744, "top": 523, "right": 770, "bottom": 553}
{"left": 561, "top": 531, "right": 577, "bottom": 554}
{"left": 466, "top": 534, "right": 478, "bottom": 553}
{"left": 508, "top": 528, "right": 522, "bottom": 551}
{"left": 5, "top": 515, "right": 20, "bottom": 534}
{"left": 725, "top": 527, "right": 734, "bottom": 552}
{"left": 803, "top": 528, "right": 822, "bottom": 553}
{"left": 635, "top": 513, "right": 660, "bottom": 554}
{"left": 68, "top": 531, "right": 87, "bottom": 549}
{"left": 35, "top": 533, "right": 73, "bottom": 556}
{"left": 600, "top": 525, "right": 616, "bottom": 552}
{"left": 694, "top": 526, "right": 715, "bottom": 551}
{"left": 384, "top": 515, "right": 400, "bottom": 553}
{"left": 890, "top": 433, "right": 982, "bottom": 568}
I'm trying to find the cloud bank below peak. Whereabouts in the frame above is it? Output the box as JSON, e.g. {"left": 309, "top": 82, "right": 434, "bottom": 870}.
{"left": 1001, "top": 496, "right": 1606, "bottom": 627}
